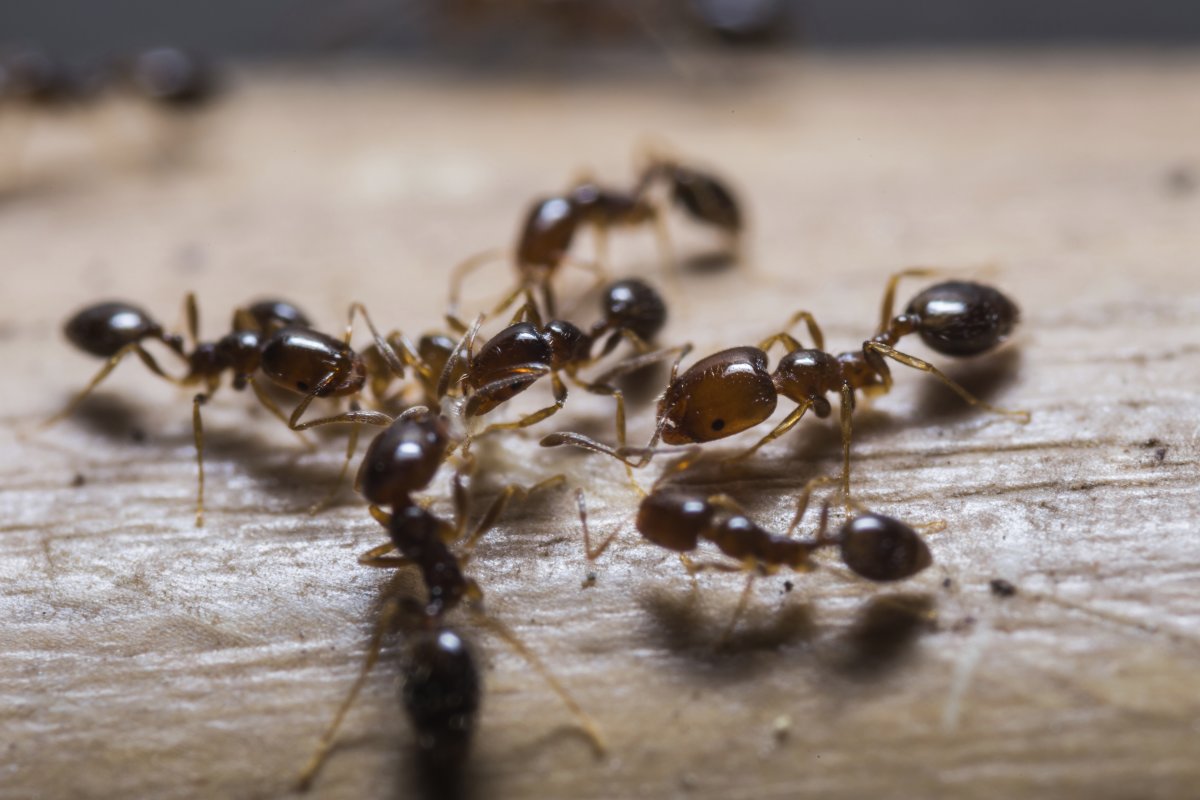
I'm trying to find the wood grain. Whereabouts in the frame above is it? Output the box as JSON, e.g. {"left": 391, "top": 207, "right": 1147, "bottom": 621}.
{"left": 2, "top": 54, "right": 1199, "bottom": 800}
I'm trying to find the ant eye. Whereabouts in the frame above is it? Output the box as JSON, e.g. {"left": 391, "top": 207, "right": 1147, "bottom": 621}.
{"left": 711, "top": 418, "right": 725, "bottom": 431}
{"left": 296, "top": 381, "right": 309, "bottom": 391}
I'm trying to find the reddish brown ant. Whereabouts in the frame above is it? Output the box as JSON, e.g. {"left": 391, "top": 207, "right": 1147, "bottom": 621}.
{"left": 44, "top": 296, "right": 426, "bottom": 525}
{"left": 634, "top": 149, "right": 744, "bottom": 264}
{"left": 543, "top": 269, "right": 1030, "bottom": 502}
{"left": 296, "top": 408, "right": 605, "bottom": 792}
{"left": 577, "top": 472, "right": 938, "bottom": 640}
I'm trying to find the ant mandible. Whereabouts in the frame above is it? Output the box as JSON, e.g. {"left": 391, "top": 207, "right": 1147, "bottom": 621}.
{"left": 543, "top": 269, "right": 1030, "bottom": 503}
{"left": 296, "top": 408, "right": 606, "bottom": 792}
{"left": 44, "top": 296, "right": 425, "bottom": 525}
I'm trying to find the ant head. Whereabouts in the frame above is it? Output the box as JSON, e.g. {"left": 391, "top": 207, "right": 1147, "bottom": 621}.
{"left": 658, "top": 347, "right": 777, "bottom": 445}
{"left": 601, "top": 279, "right": 666, "bottom": 343}
{"left": 838, "top": 513, "right": 932, "bottom": 582}
{"left": 543, "top": 320, "right": 591, "bottom": 370}
{"left": 636, "top": 488, "right": 712, "bottom": 552}
{"left": 905, "top": 281, "right": 1018, "bottom": 357}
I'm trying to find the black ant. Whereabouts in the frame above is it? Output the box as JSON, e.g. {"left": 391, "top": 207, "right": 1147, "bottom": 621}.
{"left": 44, "top": 296, "right": 425, "bottom": 525}
{"left": 577, "top": 473, "right": 937, "bottom": 640}
{"left": 543, "top": 269, "right": 1030, "bottom": 502}
{"left": 296, "top": 408, "right": 605, "bottom": 792}
{"left": 442, "top": 278, "right": 679, "bottom": 461}
{"left": 116, "top": 47, "right": 218, "bottom": 109}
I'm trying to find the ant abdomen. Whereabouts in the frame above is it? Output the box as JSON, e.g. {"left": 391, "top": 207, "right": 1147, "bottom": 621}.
{"left": 668, "top": 165, "right": 742, "bottom": 234}
{"left": 905, "top": 280, "right": 1019, "bottom": 357}
{"left": 358, "top": 411, "right": 450, "bottom": 506}
{"left": 259, "top": 327, "right": 366, "bottom": 396}
{"left": 657, "top": 347, "right": 776, "bottom": 445}
{"left": 403, "top": 627, "right": 480, "bottom": 794}
{"left": 517, "top": 196, "right": 578, "bottom": 271}
{"left": 838, "top": 513, "right": 932, "bottom": 581}
{"left": 64, "top": 301, "right": 180, "bottom": 357}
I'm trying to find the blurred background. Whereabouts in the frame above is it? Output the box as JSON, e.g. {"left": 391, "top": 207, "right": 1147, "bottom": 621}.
{"left": 5, "top": 0, "right": 1200, "bottom": 62}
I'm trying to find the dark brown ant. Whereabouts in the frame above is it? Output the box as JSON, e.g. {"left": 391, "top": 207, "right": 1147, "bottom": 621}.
{"left": 544, "top": 270, "right": 1030, "bottom": 502}
{"left": 578, "top": 474, "right": 936, "bottom": 638}
{"left": 442, "top": 279, "right": 677, "bottom": 459}
{"left": 296, "top": 408, "right": 605, "bottom": 792}
{"left": 45, "top": 296, "right": 422, "bottom": 525}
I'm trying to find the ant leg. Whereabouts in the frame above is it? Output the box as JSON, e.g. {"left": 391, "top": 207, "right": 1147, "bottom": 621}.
{"left": 785, "top": 476, "right": 839, "bottom": 537}
{"left": 295, "top": 577, "right": 406, "bottom": 791}
{"left": 728, "top": 401, "right": 812, "bottom": 463}
{"left": 876, "top": 267, "right": 942, "bottom": 334}
{"left": 438, "top": 314, "right": 483, "bottom": 400}
{"left": 839, "top": 384, "right": 854, "bottom": 509}
{"left": 863, "top": 342, "right": 1032, "bottom": 422}
{"left": 566, "top": 373, "right": 639, "bottom": 490}
{"left": 184, "top": 292, "right": 200, "bottom": 346}
{"left": 473, "top": 371, "right": 568, "bottom": 438}
{"left": 346, "top": 302, "right": 430, "bottom": 384}
{"left": 286, "top": 375, "right": 393, "bottom": 431}
{"left": 576, "top": 489, "right": 621, "bottom": 563}
{"left": 458, "top": 473, "right": 567, "bottom": 563}
{"left": 718, "top": 573, "right": 758, "bottom": 647}
{"left": 758, "top": 310, "right": 825, "bottom": 353}
{"left": 307, "top": 415, "right": 361, "bottom": 516}
{"left": 448, "top": 246, "right": 511, "bottom": 319}
{"left": 485, "top": 282, "right": 537, "bottom": 325}
{"left": 40, "top": 343, "right": 174, "bottom": 429}
{"left": 246, "top": 376, "right": 313, "bottom": 449}
{"left": 469, "top": 611, "right": 607, "bottom": 756}
{"left": 192, "top": 394, "right": 208, "bottom": 528}
{"left": 358, "top": 539, "right": 412, "bottom": 569}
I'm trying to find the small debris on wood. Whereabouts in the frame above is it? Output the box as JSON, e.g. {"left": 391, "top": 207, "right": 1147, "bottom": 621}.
{"left": 990, "top": 579, "right": 1017, "bottom": 598}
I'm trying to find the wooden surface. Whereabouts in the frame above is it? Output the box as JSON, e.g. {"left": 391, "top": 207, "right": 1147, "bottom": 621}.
{"left": 2, "top": 54, "right": 1199, "bottom": 800}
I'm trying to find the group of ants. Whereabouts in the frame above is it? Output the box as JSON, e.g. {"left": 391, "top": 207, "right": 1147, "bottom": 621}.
{"left": 45, "top": 148, "right": 1030, "bottom": 795}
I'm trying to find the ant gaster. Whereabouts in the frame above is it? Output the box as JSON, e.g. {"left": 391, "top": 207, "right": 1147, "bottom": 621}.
{"left": 296, "top": 408, "right": 605, "bottom": 792}
{"left": 543, "top": 270, "right": 1030, "bottom": 501}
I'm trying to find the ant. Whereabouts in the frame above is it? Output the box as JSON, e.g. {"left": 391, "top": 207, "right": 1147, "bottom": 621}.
{"left": 442, "top": 278, "right": 679, "bottom": 462}
{"left": 44, "top": 295, "right": 425, "bottom": 525}
{"left": 543, "top": 269, "right": 1030, "bottom": 503}
{"left": 448, "top": 179, "right": 670, "bottom": 322}
{"left": 296, "top": 408, "right": 606, "bottom": 792}
{"left": 115, "top": 47, "right": 218, "bottom": 109}
{"left": 448, "top": 151, "right": 741, "bottom": 322}
{"left": 577, "top": 472, "right": 937, "bottom": 640}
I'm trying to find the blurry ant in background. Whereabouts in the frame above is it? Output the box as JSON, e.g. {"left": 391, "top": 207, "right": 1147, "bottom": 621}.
{"left": 0, "top": 46, "right": 219, "bottom": 187}
{"left": 577, "top": 471, "right": 938, "bottom": 641}
{"left": 44, "top": 296, "right": 427, "bottom": 525}
{"left": 447, "top": 148, "right": 742, "bottom": 322}
{"left": 544, "top": 269, "right": 1031, "bottom": 503}
{"left": 296, "top": 408, "right": 605, "bottom": 793}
